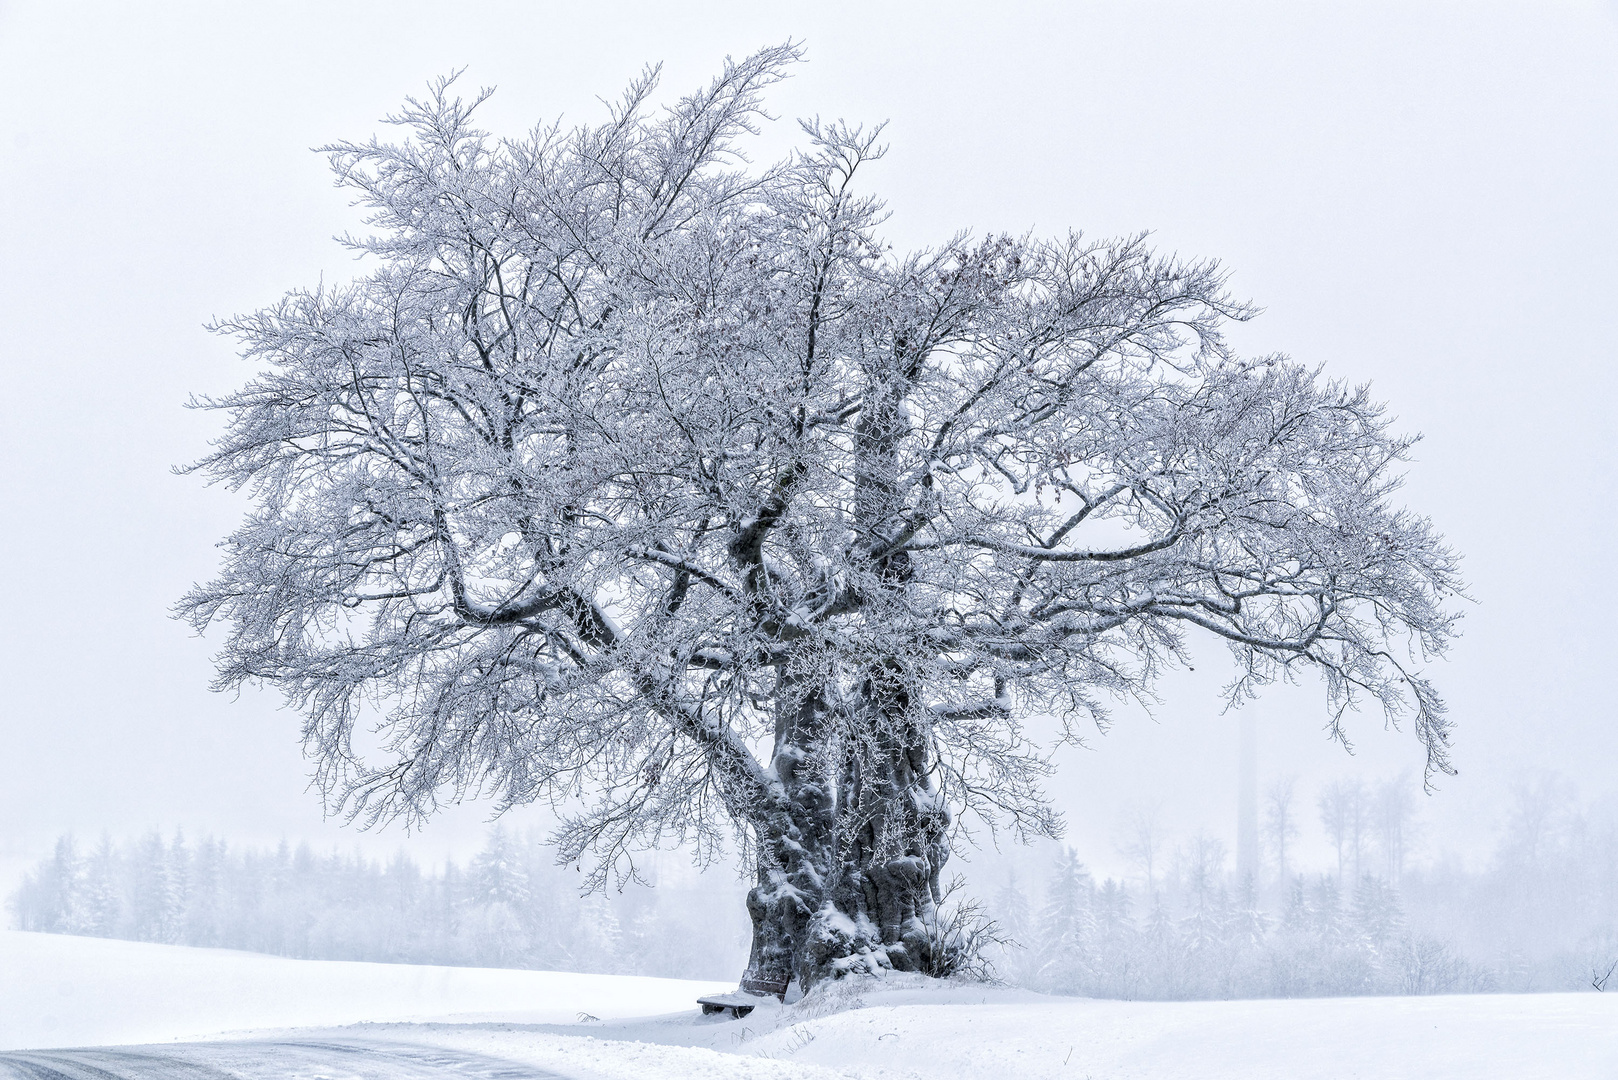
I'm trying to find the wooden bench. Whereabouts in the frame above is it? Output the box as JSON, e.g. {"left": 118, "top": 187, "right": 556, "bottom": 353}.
{"left": 697, "top": 974, "right": 789, "bottom": 1018}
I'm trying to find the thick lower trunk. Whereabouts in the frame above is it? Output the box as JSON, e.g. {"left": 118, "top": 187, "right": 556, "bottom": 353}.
{"left": 811, "top": 674, "right": 951, "bottom": 979}
{"left": 743, "top": 803, "right": 828, "bottom": 994}
{"left": 742, "top": 680, "right": 835, "bottom": 994}
{"left": 744, "top": 671, "right": 952, "bottom": 991}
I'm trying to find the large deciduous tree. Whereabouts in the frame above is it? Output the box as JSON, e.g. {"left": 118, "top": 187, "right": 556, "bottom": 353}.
{"left": 181, "top": 45, "right": 1461, "bottom": 991}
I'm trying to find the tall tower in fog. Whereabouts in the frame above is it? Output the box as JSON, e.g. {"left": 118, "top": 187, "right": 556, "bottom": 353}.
{"left": 1237, "top": 713, "right": 1259, "bottom": 882}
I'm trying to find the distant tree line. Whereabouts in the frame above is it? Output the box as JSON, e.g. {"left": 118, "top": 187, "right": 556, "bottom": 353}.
{"left": 996, "top": 848, "right": 1491, "bottom": 999}
{"left": 10, "top": 770, "right": 1613, "bottom": 999}
{"left": 6, "top": 826, "right": 748, "bottom": 980}
{"left": 994, "top": 770, "right": 1618, "bottom": 998}
{"left": 1401, "top": 771, "right": 1618, "bottom": 992}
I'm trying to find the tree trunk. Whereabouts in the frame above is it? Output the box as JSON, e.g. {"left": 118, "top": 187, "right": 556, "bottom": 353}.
{"left": 803, "top": 669, "right": 953, "bottom": 983}
{"left": 743, "top": 680, "right": 835, "bottom": 995}
{"left": 774, "top": 352, "right": 954, "bottom": 987}
{"left": 741, "top": 671, "right": 953, "bottom": 991}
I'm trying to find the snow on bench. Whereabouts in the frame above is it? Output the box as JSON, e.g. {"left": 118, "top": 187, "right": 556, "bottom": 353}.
{"left": 697, "top": 974, "right": 789, "bottom": 1018}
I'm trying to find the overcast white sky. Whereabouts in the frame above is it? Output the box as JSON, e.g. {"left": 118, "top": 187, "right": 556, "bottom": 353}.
{"left": 1, "top": 1, "right": 1615, "bottom": 890}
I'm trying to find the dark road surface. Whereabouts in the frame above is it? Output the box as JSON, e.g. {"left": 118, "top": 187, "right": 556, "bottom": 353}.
{"left": 0, "top": 1040, "right": 568, "bottom": 1080}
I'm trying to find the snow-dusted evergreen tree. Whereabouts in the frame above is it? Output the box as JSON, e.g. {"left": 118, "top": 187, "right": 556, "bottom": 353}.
{"left": 128, "top": 830, "right": 176, "bottom": 943}
{"left": 378, "top": 850, "right": 431, "bottom": 962}
{"left": 81, "top": 834, "right": 123, "bottom": 937}
{"left": 1350, "top": 874, "right": 1404, "bottom": 955}
{"left": 179, "top": 47, "right": 1462, "bottom": 989}
{"left": 436, "top": 858, "right": 466, "bottom": 963}
{"left": 1037, "top": 848, "right": 1094, "bottom": 992}
{"left": 1178, "top": 835, "right": 1228, "bottom": 992}
{"left": 1089, "top": 877, "right": 1138, "bottom": 996}
{"left": 1138, "top": 892, "right": 1184, "bottom": 998}
{"left": 10, "top": 836, "right": 86, "bottom": 934}
{"left": 569, "top": 895, "right": 625, "bottom": 973}
{"left": 1265, "top": 875, "right": 1313, "bottom": 997}
{"left": 184, "top": 835, "right": 226, "bottom": 947}
{"left": 162, "top": 830, "right": 192, "bottom": 945}
{"left": 1224, "top": 874, "right": 1269, "bottom": 996}
{"left": 994, "top": 869, "right": 1033, "bottom": 947}
{"left": 470, "top": 827, "right": 530, "bottom": 907}
{"left": 1307, "top": 875, "right": 1346, "bottom": 944}
{"left": 990, "top": 869, "right": 1035, "bottom": 984}
{"left": 465, "top": 826, "right": 533, "bottom": 966}
{"left": 1230, "top": 874, "right": 1267, "bottom": 950}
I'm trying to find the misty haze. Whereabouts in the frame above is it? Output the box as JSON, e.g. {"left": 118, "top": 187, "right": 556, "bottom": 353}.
{"left": 2, "top": 4, "right": 1615, "bottom": 1079}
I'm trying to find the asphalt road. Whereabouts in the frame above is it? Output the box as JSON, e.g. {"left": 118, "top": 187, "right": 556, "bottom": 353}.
{"left": 0, "top": 1040, "right": 568, "bottom": 1080}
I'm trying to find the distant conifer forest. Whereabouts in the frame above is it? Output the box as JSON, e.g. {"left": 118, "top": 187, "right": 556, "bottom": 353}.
{"left": 6, "top": 826, "right": 750, "bottom": 980}
{"left": 9, "top": 771, "right": 1614, "bottom": 997}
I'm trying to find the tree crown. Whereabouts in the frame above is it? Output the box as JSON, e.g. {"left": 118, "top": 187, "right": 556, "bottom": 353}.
{"left": 181, "top": 45, "right": 1462, "bottom": 887}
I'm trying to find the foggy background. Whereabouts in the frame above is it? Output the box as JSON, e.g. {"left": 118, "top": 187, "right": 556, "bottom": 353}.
{"left": 2, "top": 0, "right": 1614, "bottom": 961}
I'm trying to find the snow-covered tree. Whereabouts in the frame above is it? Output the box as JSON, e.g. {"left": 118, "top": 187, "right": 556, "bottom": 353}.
{"left": 1139, "top": 893, "right": 1184, "bottom": 997}
{"left": 464, "top": 825, "right": 533, "bottom": 966}
{"left": 1350, "top": 874, "right": 1404, "bottom": 953}
{"left": 9, "top": 836, "right": 85, "bottom": 934}
{"left": 990, "top": 869, "right": 1035, "bottom": 983}
{"left": 81, "top": 834, "right": 123, "bottom": 937}
{"left": 1230, "top": 874, "right": 1268, "bottom": 951}
{"left": 128, "top": 830, "right": 176, "bottom": 943}
{"left": 1089, "top": 878, "right": 1138, "bottom": 994}
{"left": 1178, "top": 835, "right": 1230, "bottom": 992}
{"left": 180, "top": 46, "right": 1461, "bottom": 990}
{"left": 1263, "top": 777, "right": 1299, "bottom": 887}
{"left": 1037, "top": 848, "right": 1094, "bottom": 992}
{"left": 1115, "top": 803, "right": 1165, "bottom": 893}
{"left": 163, "top": 830, "right": 192, "bottom": 945}
{"left": 1371, "top": 775, "right": 1416, "bottom": 884}
{"left": 1318, "top": 779, "right": 1369, "bottom": 882}
{"left": 469, "top": 825, "right": 531, "bottom": 909}
{"left": 184, "top": 835, "right": 226, "bottom": 946}
{"left": 993, "top": 869, "right": 1033, "bottom": 949}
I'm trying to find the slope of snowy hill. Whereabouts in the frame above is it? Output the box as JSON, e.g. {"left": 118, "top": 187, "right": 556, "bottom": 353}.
{"left": 0, "top": 930, "right": 728, "bottom": 1049}
{"left": 4, "top": 930, "right": 1616, "bottom": 1079}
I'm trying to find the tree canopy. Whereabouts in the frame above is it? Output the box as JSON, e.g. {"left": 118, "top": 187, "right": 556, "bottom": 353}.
{"left": 182, "top": 44, "right": 1461, "bottom": 988}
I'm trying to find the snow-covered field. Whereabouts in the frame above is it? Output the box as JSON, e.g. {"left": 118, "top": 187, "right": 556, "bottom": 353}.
{"left": 4, "top": 930, "right": 1616, "bottom": 1079}
{"left": 0, "top": 930, "right": 728, "bottom": 1049}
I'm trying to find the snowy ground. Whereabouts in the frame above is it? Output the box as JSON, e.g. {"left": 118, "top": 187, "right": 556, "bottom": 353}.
{"left": 4, "top": 930, "right": 1615, "bottom": 1079}
{"left": 0, "top": 930, "right": 729, "bottom": 1048}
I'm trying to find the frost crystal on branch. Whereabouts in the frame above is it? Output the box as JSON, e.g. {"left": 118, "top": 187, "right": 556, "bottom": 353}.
{"left": 180, "top": 44, "right": 1462, "bottom": 989}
